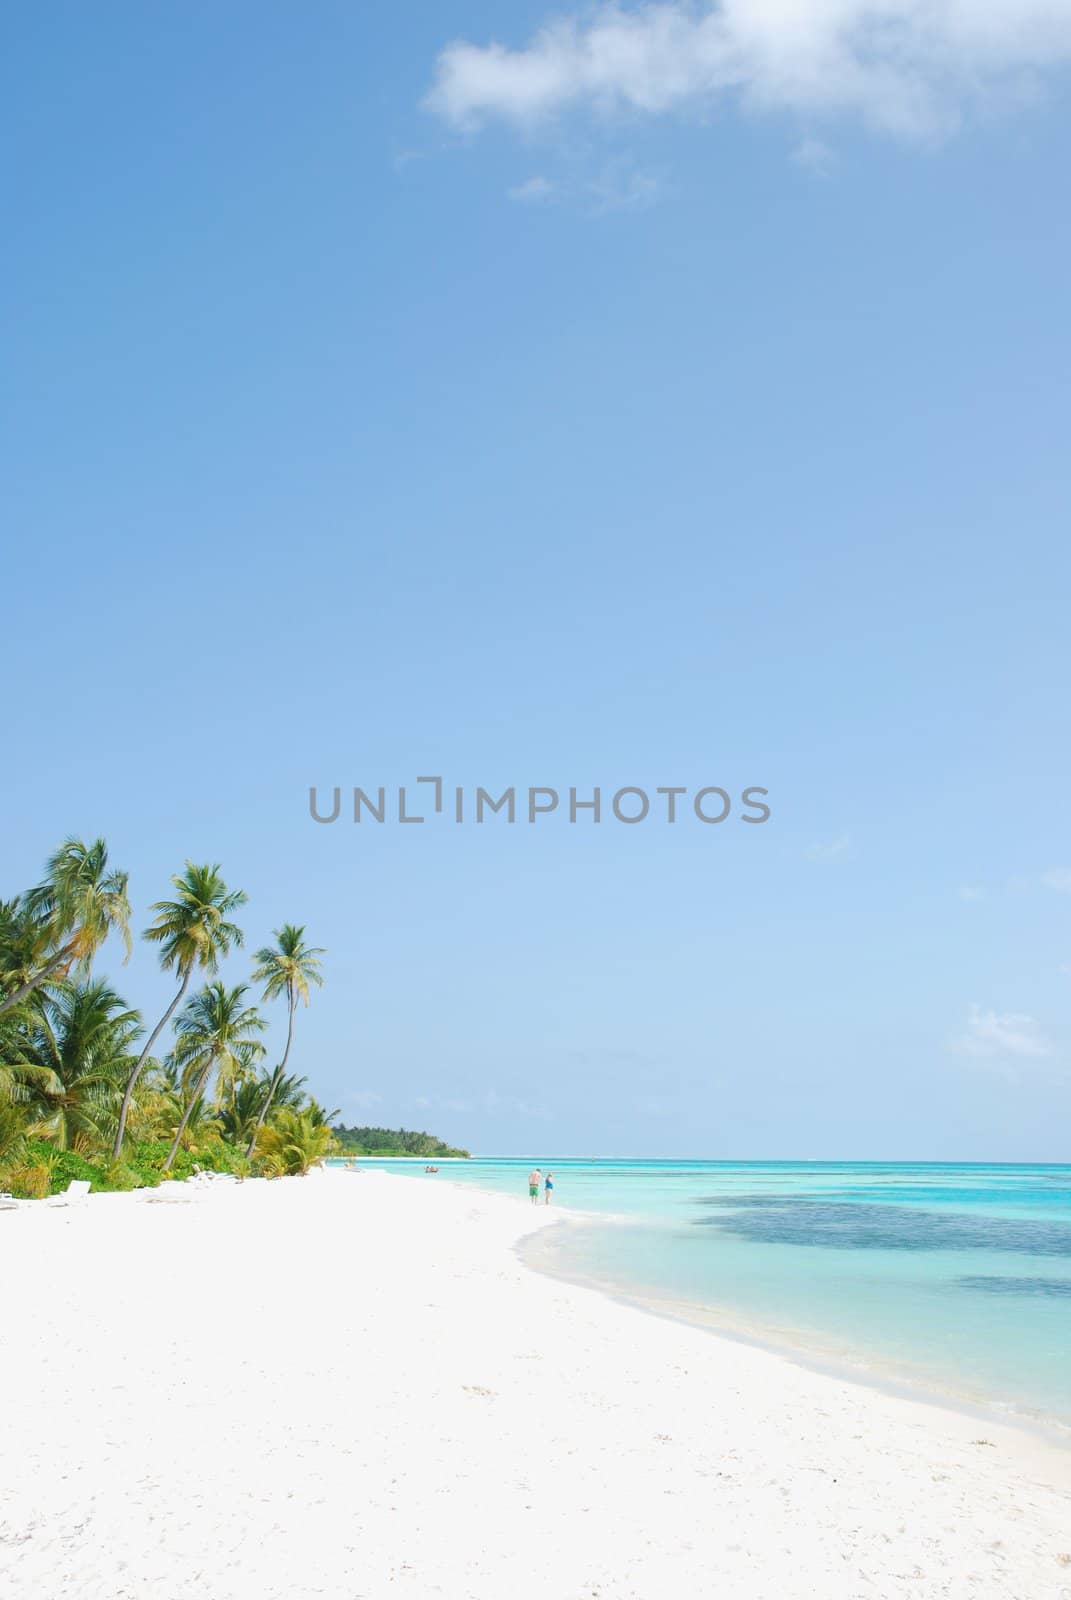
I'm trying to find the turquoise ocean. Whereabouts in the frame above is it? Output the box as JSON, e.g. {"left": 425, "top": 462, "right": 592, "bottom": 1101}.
{"left": 334, "top": 1158, "right": 1071, "bottom": 1430}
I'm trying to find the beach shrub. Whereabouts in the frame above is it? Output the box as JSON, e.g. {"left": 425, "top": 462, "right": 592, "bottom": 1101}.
{"left": 13, "top": 1143, "right": 103, "bottom": 1195}
{"left": 5, "top": 1158, "right": 53, "bottom": 1199}
{"left": 100, "top": 1159, "right": 148, "bottom": 1191}
{"left": 194, "top": 1141, "right": 249, "bottom": 1177}
{"left": 0, "top": 1100, "right": 29, "bottom": 1171}
{"left": 129, "top": 1138, "right": 172, "bottom": 1171}
{"left": 47, "top": 1147, "right": 104, "bottom": 1192}
{"left": 255, "top": 1108, "right": 334, "bottom": 1176}
{"left": 149, "top": 1143, "right": 200, "bottom": 1182}
{"left": 1, "top": 1140, "right": 104, "bottom": 1197}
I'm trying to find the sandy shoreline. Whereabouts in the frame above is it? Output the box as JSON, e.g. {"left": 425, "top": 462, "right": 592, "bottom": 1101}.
{"left": 521, "top": 1218, "right": 1071, "bottom": 1449}
{"left": 2, "top": 1170, "right": 1070, "bottom": 1600}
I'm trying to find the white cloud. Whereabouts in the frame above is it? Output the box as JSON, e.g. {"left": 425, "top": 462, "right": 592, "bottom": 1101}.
{"left": 792, "top": 136, "right": 837, "bottom": 175}
{"left": 958, "top": 884, "right": 985, "bottom": 902}
{"left": 508, "top": 174, "right": 557, "bottom": 201}
{"left": 806, "top": 834, "right": 850, "bottom": 863}
{"left": 952, "top": 1005, "right": 1053, "bottom": 1062}
{"left": 509, "top": 163, "right": 658, "bottom": 212}
{"left": 425, "top": 2, "right": 1071, "bottom": 142}
{"left": 1041, "top": 867, "right": 1071, "bottom": 892}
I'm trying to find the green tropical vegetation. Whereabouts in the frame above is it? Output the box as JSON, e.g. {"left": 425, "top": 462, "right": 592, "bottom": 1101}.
{"left": 257, "top": 1107, "right": 337, "bottom": 1176}
{"left": 331, "top": 1125, "right": 471, "bottom": 1158}
{"left": 0, "top": 835, "right": 342, "bottom": 1198}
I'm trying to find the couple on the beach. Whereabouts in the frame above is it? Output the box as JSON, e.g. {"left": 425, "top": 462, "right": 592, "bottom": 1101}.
{"left": 528, "top": 1168, "right": 553, "bottom": 1205}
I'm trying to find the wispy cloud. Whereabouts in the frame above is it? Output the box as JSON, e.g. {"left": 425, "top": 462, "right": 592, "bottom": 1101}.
{"left": 412, "top": 1089, "right": 552, "bottom": 1120}
{"left": 958, "top": 884, "right": 985, "bottom": 903}
{"left": 951, "top": 1005, "right": 1054, "bottom": 1063}
{"left": 508, "top": 162, "right": 658, "bottom": 213}
{"left": 348, "top": 1090, "right": 384, "bottom": 1110}
{"left": 792, "top": 137, "right": 837, "bottom": 176}
{"left": 806, "top": 834, "right": 850, "bottom": 863}
{"left": 508, "top": 174, "right": 557, "bottom": 202}
{"left": 424, "top": 2, "right": 1071, "bottom": 142}
{"left": 1041, "top": 867, "right": 1071, "bottom": 893}
{"left": 588, "top": 161, "right": 659, "bottom": 211}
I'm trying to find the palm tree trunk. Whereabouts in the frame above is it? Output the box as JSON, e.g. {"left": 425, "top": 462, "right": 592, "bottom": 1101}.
{"left": 112, "top": 966, "right": 193, "bottom": 1159}
{"left": 246, "top": 994, "right": 295, "bottom": 1158}
{"left": 0, "top": 946, "right": 74, "bottom": 1019}
{"left": 162, "top": 1057, "right": 214, "bottom": 1172}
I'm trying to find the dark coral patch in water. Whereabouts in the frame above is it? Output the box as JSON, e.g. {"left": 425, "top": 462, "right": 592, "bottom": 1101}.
{"left": 957, "top": 1275, "right": 1071, "bottom": 1297}
{"left": 691, "top": 1198, "right": 1071, "bottom": 1255}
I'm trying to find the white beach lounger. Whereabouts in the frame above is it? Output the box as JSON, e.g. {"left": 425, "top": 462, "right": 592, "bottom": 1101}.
{"left": 0, "top": 1191, "right": 20, "bottom": 1210}
{"left": 44, "top": 1179, "right": 91, "bottom": 1208}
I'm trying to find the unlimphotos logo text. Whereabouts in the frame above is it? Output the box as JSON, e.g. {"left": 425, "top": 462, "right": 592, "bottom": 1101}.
{"left": 308, "top": 778, "right": 771, "bottom": 827}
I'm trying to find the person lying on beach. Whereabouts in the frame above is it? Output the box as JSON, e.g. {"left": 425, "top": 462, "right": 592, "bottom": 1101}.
{"left": 528, "top": 1168, "right": 542, "bottom": 1204}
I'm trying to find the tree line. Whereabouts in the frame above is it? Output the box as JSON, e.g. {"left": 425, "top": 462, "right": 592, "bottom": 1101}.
{"left": 332, "top": 1125, "right": 470, "bottom": 1158}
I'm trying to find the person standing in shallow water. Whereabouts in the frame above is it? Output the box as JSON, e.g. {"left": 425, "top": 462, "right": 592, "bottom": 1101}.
{"left": 544, "top": 1171, "right": 554, "bottom": 1205}
{"left": 528, "top": 1168, "right": 541, "bottom": 1204}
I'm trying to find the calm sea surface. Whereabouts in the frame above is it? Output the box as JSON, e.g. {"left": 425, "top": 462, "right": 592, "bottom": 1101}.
{"left": 334, "top": 1158, "right": 1071, "bottom": 1428}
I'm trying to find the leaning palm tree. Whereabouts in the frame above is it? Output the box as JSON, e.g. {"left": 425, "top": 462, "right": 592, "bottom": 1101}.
{"left": 0, "top": 839, "right": 131, "bottom": 1020}
{"left": 112, "top": 863, "right": 246, "bottom": 1157}
{"left": 162, "top": 982, "right": 265, "bottom": 1171}
{"left": 246, "top": 925, "right": 324, "bottom": 1156}
{"left": 10, "top": 981, "right": 143, "bottom": 1152}
{"left": 0, "top": 896, "right": 51, "bottom": 1017}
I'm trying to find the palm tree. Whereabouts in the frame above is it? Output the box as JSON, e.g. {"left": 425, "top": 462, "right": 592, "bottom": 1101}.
{"left": 112, "top": 863, "right": 246, "bottom": 1158}
{"left": 217, "top": 1068, "right": 309, "bottom": 1148}
{"left": 0, "top": 1052, "right": 63, "bottom": 1165}
{"left": 0, "top": 839, "right": 131, "bottom": 1020}
{"left": 9, "top": 981, "right": 143, "bottom": 1152}
{"left": 0, "top": 896, "right": 50, "bottom": 1014}
{"left": 254, "top": 1106, "right": 335, "bottom": 1177}
{"left": 246, "top": 925, "right": 324, "bottom": 1156}
{"left": 162, "top": 982, "right": 265, "bottom": 1170}
{"left": 216, "top": 1076, "right": 268, "bottom": 1149}
{"left": 303, "top": 1094, "right": 340, "bottom": 1129}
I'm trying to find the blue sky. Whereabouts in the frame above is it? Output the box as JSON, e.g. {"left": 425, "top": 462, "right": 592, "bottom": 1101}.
{"left": 3, "top": 2, "right": 1070, "bottom": 1158}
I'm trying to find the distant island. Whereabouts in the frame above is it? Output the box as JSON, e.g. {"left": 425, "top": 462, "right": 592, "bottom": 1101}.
{"left": 331, "top": 1124, "right": 470, "bottom": 1159}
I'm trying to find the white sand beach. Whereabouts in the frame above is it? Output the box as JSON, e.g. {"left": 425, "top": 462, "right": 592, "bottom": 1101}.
{"left": 2, "top": 1169, "right": 1069, "bottom": 1600}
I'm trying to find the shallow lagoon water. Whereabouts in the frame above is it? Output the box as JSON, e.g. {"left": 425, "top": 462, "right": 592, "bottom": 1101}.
{"left": 336, "top": 1158, "right": 1071, "bottom": 1427}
